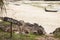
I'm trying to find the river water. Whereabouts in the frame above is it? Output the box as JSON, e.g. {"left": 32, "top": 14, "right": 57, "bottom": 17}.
{"left": 3, "top": 1, "right": 60, "bottom": 34}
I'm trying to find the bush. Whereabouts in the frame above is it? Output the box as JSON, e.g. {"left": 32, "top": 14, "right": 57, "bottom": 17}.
{"left": 0, "top": 31, "right": 38, "bottom": 40}
{"left": 54, "top": 32, "right": 60, "bottom": 38}
{"left": 0, "top": 21, "right": 10, "bottom": 26}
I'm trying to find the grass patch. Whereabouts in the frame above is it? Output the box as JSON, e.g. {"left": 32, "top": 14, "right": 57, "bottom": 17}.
{"left": 0, "top": 20, "right": 44, "bottom": 40}
{"left": 0, "top": 21, "right": 10, "bottom": 26}
{"left": 0, "top": 30, "right": 10, "bottom": 40}
{"left": 53, "top": 33, "right": 60, "bottom": 39}
{"left": 0, "top": 31, "right": 40, "bottom": 40}
{"left": 12, "top": 33, "right": 38, "bottom": 40}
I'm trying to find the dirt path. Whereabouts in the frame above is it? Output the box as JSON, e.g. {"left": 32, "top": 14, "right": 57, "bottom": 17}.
{"left": 35, "top": 34, "right": 60, "bottom": 40}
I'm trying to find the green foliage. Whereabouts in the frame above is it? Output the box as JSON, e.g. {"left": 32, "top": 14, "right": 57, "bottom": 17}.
{"left": 0, "top": 31, "right": 39, "bottom": 40}
{"left": 12, "top": 33, "right": 37, "bottom": 40}
{"left": 0, "top": 31, "right": 10, "bottom": 40}
{"left": 53, "top": 28, "right": 60, "bottom": 39}
{"left": 0, "top": 0, "right": 4, "bottom": 7}
{"left": 54, "top": 32, "right": 60, "bottom": 38}
{"left": 0, "top": 0, "right": 4, "bottom": 12}
{"left": 0, "top": 0, "right": 7, "bottom": 17}
{"left": 0, "top": 20, "right": 44, "bottom": 40}
{"left": 0, "top": 21, "right": 10, "bottom": 26}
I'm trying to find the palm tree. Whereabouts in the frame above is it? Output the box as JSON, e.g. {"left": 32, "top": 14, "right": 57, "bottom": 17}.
{"left": 0, "top": 0, "right": 7, "bottom": 17}
{"left": 0, "top": 0, "right": 4, "bottom": 13}
{"left": 0, "top": 0, "right": 13, "bottom": 38}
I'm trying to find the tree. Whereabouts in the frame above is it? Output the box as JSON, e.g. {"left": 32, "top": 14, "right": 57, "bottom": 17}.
{"left": 0, "top": 0, "right": 4, "bottom": 14}
{"left": 0, "top": 0, "right": 12, "bottom": 38}
{"left": 0, "top": 0, "right": 7, "bottom": 17}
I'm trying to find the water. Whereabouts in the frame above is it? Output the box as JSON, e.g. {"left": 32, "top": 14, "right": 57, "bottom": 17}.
{"left": 3, "top": 1, "right": 60, "bottom": 34}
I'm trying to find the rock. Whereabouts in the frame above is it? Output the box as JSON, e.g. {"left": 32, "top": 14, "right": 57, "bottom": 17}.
{"left": 3, "top": 17, "right": 22, "bottom": 26}
{"left": 53, "top": 27, "right": 60, "bottom": 39}
{"left": 21, "top": 23, "right": 46, "bottom": 35}
{"left": 0, "top": 25, "right": 10, "bottom": 32}
{"left": 0, "top": 17, "right": 46, "bottom": 35}
{"left": 53, "top": 27, "right": 60, "bottom": 34}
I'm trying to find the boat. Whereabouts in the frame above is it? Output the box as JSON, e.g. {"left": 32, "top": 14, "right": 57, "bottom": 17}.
{"left": 45, "top": 5, "right": 58, "bottom": 12}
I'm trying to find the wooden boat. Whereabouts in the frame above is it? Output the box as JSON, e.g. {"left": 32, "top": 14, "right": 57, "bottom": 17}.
{"left": 45, "top": 7, "right": 58, "bottom": 12}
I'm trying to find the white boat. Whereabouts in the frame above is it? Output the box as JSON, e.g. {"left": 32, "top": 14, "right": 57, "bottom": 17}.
{"left": 45, "top": 5, "right": 58, "bottom": 12}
